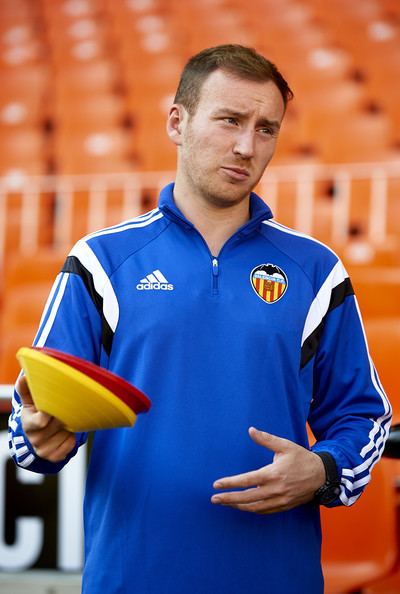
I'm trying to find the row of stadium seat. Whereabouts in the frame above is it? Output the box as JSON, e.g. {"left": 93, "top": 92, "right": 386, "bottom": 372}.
{"left": 0, "top": 0, "right": 399, "bottom": 178}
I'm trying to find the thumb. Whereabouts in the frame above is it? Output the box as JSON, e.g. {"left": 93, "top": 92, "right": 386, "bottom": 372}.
{"left": 248, "top": 427, "right": 292, "bottom": 453}
{"left": 16, "top": 374, "right": 35, "bottom": 407}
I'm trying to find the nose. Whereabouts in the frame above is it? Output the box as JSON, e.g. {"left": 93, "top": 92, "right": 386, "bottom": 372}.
{"left": 233, "top": 129, "right": 255, "bottom": 159}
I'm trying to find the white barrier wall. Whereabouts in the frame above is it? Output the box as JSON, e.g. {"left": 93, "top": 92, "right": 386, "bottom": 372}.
{"left": 0, "top": 388, "right": 86, "bottom": 572}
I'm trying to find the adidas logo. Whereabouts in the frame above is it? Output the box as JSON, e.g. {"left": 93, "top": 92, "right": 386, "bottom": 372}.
{"left": 136, "top": 269, "right": 174, "bottom": 291}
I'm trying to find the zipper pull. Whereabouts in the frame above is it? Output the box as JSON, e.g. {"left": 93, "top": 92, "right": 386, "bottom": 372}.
{"left": 212, "top": 258, "right": 219, "bottom": 294}
{"left": 212, "top": 258, "right": 219, "bottom": 277}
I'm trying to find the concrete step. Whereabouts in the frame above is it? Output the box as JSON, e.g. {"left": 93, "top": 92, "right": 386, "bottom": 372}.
{"left": 0, "top": 571, "right": 81, "bottom": 594}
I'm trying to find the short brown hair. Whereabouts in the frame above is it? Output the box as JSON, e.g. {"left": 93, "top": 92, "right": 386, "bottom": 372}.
{"left": 174, "top": 44, "right": 293, "bottom": 114}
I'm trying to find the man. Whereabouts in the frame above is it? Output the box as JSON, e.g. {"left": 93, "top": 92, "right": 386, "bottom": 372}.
{"left": 9, "top": 45, "right": 391, "bottom": 593}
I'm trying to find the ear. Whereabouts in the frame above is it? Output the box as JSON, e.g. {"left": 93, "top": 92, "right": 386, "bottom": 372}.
{"left": 166, "top": 104, "right": 187, "bottom": 146}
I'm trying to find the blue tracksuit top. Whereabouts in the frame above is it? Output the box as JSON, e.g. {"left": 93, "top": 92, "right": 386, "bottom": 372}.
{"left": 9, "top": 183, "right": 391, "bottom": 594}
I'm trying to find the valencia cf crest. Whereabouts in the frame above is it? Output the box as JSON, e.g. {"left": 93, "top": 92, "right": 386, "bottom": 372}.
{"left": 250, "top": 264, "right": 288, "bottom": 304}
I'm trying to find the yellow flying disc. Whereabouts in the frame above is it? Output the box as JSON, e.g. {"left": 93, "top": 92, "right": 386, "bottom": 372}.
{"left": 17, "top": 347, "right": 137, "bottom": 432}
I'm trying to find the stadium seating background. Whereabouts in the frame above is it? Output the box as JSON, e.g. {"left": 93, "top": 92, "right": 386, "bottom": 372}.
{"left": 0, "top": 0, "right": 399, "bottom": 592}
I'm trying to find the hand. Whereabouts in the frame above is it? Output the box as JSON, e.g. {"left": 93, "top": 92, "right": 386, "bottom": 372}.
{"left": 211, "top": 427, "right": 326, "bottom": 514}
{"left": 17, "top": 375, "right": 76, "bottom": 463}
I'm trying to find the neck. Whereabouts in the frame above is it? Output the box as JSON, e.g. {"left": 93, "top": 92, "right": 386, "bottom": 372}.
{"left": 173, "top": 179, "right": 251, "bottom": 256}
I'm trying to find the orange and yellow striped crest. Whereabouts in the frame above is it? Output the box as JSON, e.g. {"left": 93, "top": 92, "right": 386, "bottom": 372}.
{"left": 250, "top": 264, "right": 288, "bottom": 304}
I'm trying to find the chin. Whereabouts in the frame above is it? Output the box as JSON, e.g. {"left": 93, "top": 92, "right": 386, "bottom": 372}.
{"left": 204, "top": 189, "right": 248, "bottom": 208}
{"left": 212, "top": 182, "right": 255, "bottom": 207}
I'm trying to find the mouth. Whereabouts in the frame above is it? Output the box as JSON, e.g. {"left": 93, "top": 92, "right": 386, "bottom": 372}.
{"left": 221, "top": 167, "right": 250, "bottom": 181}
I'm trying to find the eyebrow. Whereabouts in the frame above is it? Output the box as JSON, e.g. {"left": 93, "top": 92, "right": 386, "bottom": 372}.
{"left": 213, "top": 109, "right": 281, "bottom": 130}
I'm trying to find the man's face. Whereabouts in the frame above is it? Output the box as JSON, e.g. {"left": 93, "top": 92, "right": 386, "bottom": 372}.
{"left": 174, "top": 69, "right": 286, "bottom": 208}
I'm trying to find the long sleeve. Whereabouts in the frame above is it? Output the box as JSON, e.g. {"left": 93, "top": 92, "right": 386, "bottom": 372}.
{"left": 306, "top": 263, "right": 391, "bottom": 506}
{"left": 8, "top": 240, "right": 109, "bottom": 474}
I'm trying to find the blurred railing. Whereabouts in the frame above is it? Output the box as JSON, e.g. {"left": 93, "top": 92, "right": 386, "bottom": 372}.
{"left": 0, "top": 160, "right": 399, "bottom": 265}
{"left": 260, "top": 160, "right": 400, "bottom": 245}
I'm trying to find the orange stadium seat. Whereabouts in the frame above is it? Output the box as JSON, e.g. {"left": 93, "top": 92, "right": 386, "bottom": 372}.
{"left": 321, "top": 457, "right": 398, "bottom": 594}
{"left": 2, "top": 250, "right": 64, "bottom": 293}
{"left": 0, "top": 128, "right": 47, "bottom": 174}
{"left": 351, "top": 267, "right": 400, "bottom": 319}
{"left": 0, "top": 91, "right": 46, "bottom": 130}
{"left": 1, "top": 283, "right": 51, "bottom": 327}
{"left": 386, "top": 179, "right": 400, "bottom": 238}
{"left": 52, "top": 92, "right": 126, "bottom": 130}
{"left": 129, "top": 111, "right": 176, "bottom": 171}
{"left": 0, "top": 190, "right": 55, "bottom": 259}
{"left": 48, "top": 33, "right": 115, "bottom": 72}
{"left": 51, "top": 59, "right": 121, "bottom": 97}
{"left": 365, "top": 567, "right": 400, "bottom": 594}
{"left": 342, "top": 241, "right": 400, "bottom": 269}
{"left": 364, "top": 317, "right": 400, "bottom": 418}
{"left": 0, "top": 283, "right": 54, "bottom": 384}
{"left": 0, "top": 61, "right": 48, "bottom": 93}
{"left": 122, "top": 57, "right": 180, "bottom": 170}
{"left": 53, "top": 125, "right": 135, "bottom": 174}
{"left": 0, "top": 324, "right": 39, "bottom": 383}
{"left": 0, "top": 251, "right": 61, "bottom": 377}
{"left": 0, "top": 25, "right": 46, "bottom": 71}
{"left": 0, "top": 65, "right": 49, "bottom": 130}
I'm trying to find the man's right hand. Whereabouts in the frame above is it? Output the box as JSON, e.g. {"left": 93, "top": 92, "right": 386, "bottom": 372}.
{"left": 17, "top": 375, "right": 76, "bottom": 463}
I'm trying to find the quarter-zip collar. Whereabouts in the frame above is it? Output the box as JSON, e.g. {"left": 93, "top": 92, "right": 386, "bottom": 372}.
{"left": 158, "top": 182, "right": 273, "bottom": 237}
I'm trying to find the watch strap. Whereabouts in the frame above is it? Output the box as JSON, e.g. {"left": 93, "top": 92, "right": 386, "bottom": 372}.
{"left": 313, "top": 451, "right": 341, "bottom": 505}
{"left": 314, "top": 451, "right": 338, "bottom": 483}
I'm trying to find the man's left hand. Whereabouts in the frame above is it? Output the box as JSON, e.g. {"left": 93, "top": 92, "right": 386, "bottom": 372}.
{"left": 211, "top": 427, "right": 326, "bottom": 514}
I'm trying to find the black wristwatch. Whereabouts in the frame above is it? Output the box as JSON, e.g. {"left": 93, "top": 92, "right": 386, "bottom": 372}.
{"left": 313, "top": 451, "right": 340, "bottom": 505}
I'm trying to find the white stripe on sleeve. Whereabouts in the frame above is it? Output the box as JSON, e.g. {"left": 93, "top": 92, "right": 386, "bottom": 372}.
{"left": 301, "top": 260, "right": 349, "bottom": 346}
{"left": 69, "top": 240, "right": 119, "bottom": 332}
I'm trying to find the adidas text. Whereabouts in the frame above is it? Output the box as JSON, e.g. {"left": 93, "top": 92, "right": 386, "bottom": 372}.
{"left": 136, "top": 282, "right": 174, "bottom": 291}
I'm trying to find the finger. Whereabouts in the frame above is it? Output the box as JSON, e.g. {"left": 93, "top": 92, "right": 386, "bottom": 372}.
{"left": 213, "top": 468, "right": 265, "bottom": 490}
{"left": 212, "top": 490, "right": 298, "bottom": 514}
{"left": 217, "top": 498, "right": 289, "bottom": 515}
{"left": 212, "top": 485, "right": 271, "bottom": 506}
{"left": 249, "top": 427, "right": 293, "bottom": 453}
{"left": 21, "top": 408, "right": 53, "bottom": 433}
{"left": 16, "top": 374, "right": 34, "bottom": 407}
{"left": 35, "top": 431, "right": 76, "bottom": 463}
{"left": 49, "top": 434, "right": 76, "bottom": 462}
{"left": 27, "top": 415, "right": 67, "bottom": 442}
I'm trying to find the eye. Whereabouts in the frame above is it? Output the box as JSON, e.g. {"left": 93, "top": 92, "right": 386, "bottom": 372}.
{"left": 258, "top": 126, "right": 277, "bottom": 136}
{"left": 223, "top": 117, "right": 238, "bottom": 125}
